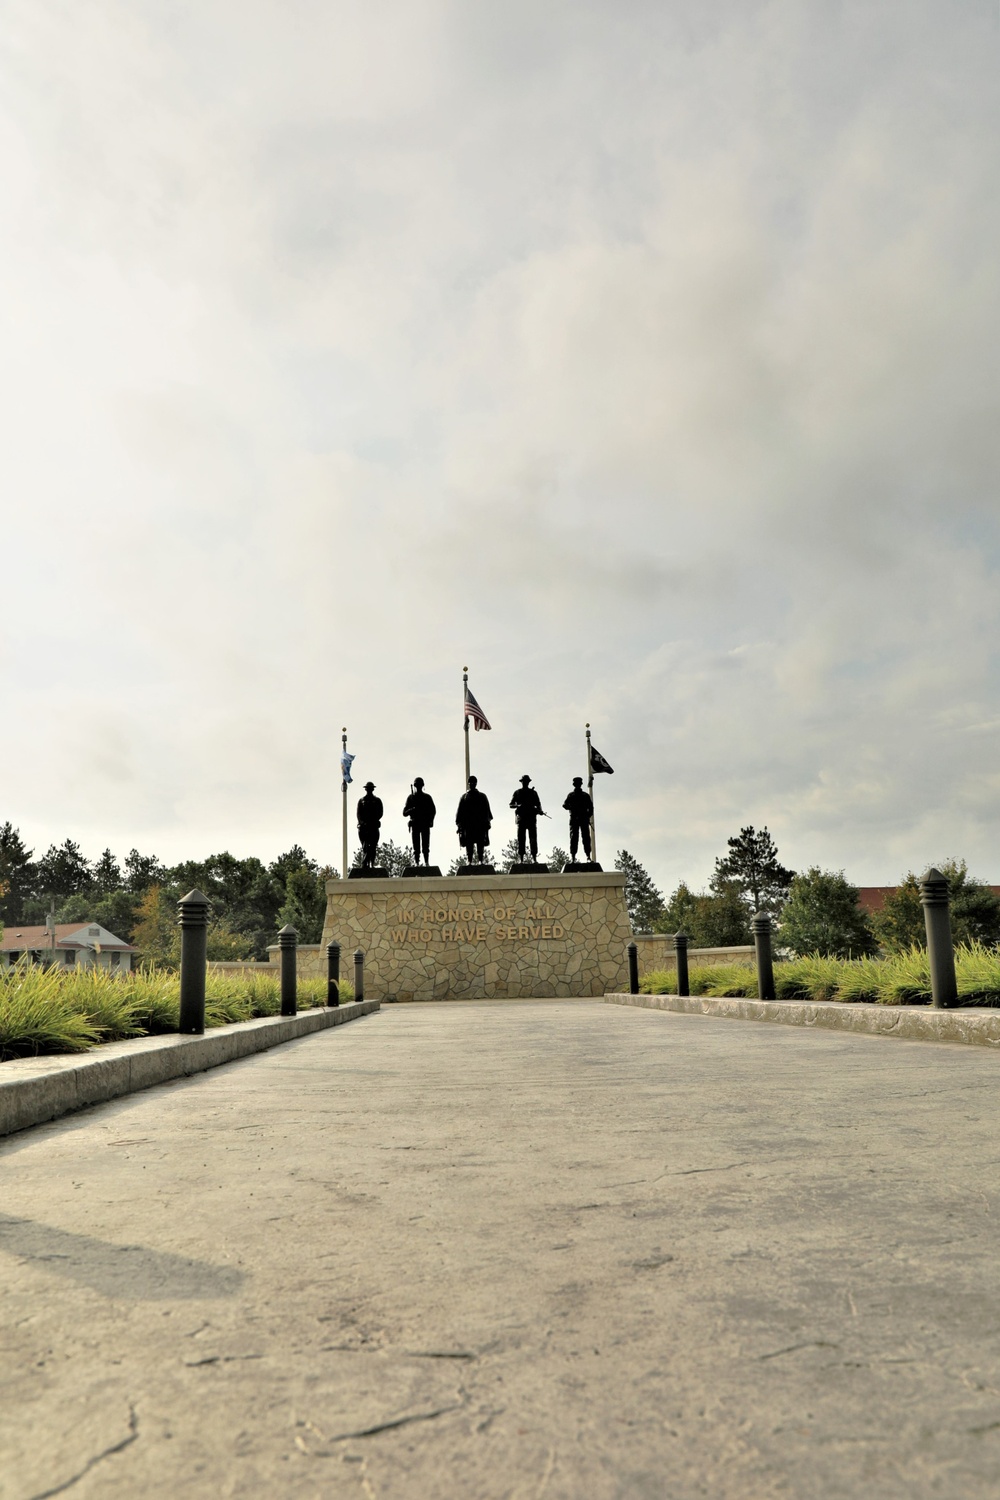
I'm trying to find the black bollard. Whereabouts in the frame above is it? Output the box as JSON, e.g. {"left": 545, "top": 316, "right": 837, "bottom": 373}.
{"left": 327, "top": 940, "right": 341, "bottom": 1007}
{"left": 277, "top": 924, "right": 297, "bottom": 1016}
{"left": 752, "top": 913, "right": 776, "bottom": 1000}
{"left": 674, "top": 932, "right": 690, "bottom": 997}
{"left": 920, "top": 867, "right": 959, "bottom": 1009}
{"left": 627, "top": 941, "right": 639, "bottom": 995}
{"left": 354, "top": 948, "right": 365, "bottom": 1004}
{"left": 178, "top": 889, "right": 210, "bottom": 1034}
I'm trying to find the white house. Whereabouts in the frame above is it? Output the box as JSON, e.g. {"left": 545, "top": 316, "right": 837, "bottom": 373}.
{"left": 0, "top": 922, "right": 138, "bottom": 971}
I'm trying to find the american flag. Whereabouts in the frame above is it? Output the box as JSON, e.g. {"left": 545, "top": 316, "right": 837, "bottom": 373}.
{"left": 464, "top": 684, "right": 491, "bottom": 731}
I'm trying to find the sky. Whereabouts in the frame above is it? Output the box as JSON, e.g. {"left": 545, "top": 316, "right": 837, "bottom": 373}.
{"left": 1, "top": 0, "right": 999, "bottom": 895}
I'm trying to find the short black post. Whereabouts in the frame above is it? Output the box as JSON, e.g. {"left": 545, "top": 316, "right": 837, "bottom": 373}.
{"left": 920, "top": 867, "right": 959, "bottom": 1009}
{"left": 327, "top": 940, "right": 341, "bottom": 1007}
{"left": 674, "top": 932, "right": 690, "bottom": 997}
{"left": 752, "top": 913, "right": 776, "bottom": 1000}
{"left": 354, "top": 948, "right": 365, "bottom": 1004}
{"left": 178, "top": 888, "right": 210, "bottom": 1034}
{"left": 627, "top": 941, "right": 639, "bottom": 995}
{"left": 277, "top": 923, "right": 297, "bottom": 1016}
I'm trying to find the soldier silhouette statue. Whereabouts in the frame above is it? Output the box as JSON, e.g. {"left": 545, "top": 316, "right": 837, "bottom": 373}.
{"left": 356, "top": 782, "right": 383, "bottom": 870}
{"left": 403, "top": 777, "right": 436, "bottom": 867}
{"left": 456, "top": 775, "right": 493, "bottom": 867}
{"left": 509, "top": 774, "right": 545, "bottom": 865}
{"left": 563, "top": 776, "right": 594, "bottom": 864}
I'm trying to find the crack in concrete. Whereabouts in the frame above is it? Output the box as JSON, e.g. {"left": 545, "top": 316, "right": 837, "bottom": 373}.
{"left": 405, "top": 1350, "right": 477, "bottom": 1360}
{"left": 322, "top": 1401, "right": 465, "bottom": 1445}
{"left": 758, "top": 1340, "right": 839, "bottom": 1361}
{"left": 28, "top": 1406, "right": 138, "bottom": 1498}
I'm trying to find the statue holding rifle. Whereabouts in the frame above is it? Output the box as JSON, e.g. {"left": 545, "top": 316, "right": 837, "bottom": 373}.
{"left": 509, "top": 775, "right": 546, "bottom": 864}
{"left": 403, "top": 777, "right": 436, "bottom": 867}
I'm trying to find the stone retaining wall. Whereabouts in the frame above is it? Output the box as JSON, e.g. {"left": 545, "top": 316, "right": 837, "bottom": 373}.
{"left": 630, "top": 937, "right": 755, "bottom": 976}
{"left": 260, "top": 945, "right": 324, "bottom": 979}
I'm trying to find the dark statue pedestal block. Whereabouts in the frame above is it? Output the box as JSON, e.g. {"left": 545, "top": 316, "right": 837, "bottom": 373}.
{"left": 509, "top": 863, "right": 550, "bottom": 874}
{"left": 349, "top": 867, "right": 389, "bottom": 879}
{"left": 562, "top": 861, "right": 603, "bottom": 873}
{"left": 456, "top": 864, "right": 496, "bottom": 876}
{"left": 402, "top": 866, "right": 442, "bottom": 878}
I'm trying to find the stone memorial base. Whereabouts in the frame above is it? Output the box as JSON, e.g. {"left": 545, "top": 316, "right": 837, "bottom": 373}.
{"left": 348, "top": 867, "right": 389, "bottom": 879}
{"left": 563, "top": 861, "right": 603, "bottom": 873}
{"left": 403, "top": 865, "right": 442, "bottom": 878}
{"left": 455, "top": 863, "right": 495, "bottom": 876}
{"left": 321, "top": 871, "right": 630, "bottom": 1001}
{"left": 510, "top": 862, "right": 549, "bottom": 874}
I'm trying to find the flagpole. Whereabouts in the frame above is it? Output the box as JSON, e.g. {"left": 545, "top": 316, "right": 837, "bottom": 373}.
{"left": 463, "top": 666, "right": 471, "bottom": 787}
{"left": 341, "top": 726, "right": 348, "bottom": 880}
{"left": 586, "top": 722, "right": 597, "bottom": 865}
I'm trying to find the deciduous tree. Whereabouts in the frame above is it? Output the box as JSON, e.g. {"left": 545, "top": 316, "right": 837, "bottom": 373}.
{"left": 874, "top": 861, "right": 1000, "bottom": 952}
{"left": 778, "top": 868, "right": 877, "bottom": 957}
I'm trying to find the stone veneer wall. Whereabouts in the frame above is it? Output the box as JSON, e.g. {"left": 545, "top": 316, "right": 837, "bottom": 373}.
{"left": 321, "top": 872, "right": 631, "bottom": 1001}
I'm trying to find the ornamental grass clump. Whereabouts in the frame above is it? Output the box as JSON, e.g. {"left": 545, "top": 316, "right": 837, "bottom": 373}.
{"left": 640, "top": 963, "right": 758, "bottom": 997}
{"left": 0, "top": 963, "right": 98, "bottom": 1059}
{"left": 954, "top": 943, "right": 1000, "bottom": 1005}
{"left": 0, "top": 958, "right": 356, "bottom": 1063}
{"left": 829, "top": 957, "right": 884, "bottom": 1004}
{"left": 59, "top": 964, "right": 148, "bottom": 1040}
{"left": 701, "top": 963, "right": 758, "bottom": 997}
{"left": 638, "top": 948, "right": 1000, "bottom": 1006}
{"left": 876, "top": 948, "right": 932, "bottom": 1005}
{"left": 775, "top": 955, "right": 844, "bottom": 1001}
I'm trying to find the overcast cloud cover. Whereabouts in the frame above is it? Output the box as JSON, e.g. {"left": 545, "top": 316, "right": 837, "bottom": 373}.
{"left": 1, "top": 0, "right": 999, "bottom": 891}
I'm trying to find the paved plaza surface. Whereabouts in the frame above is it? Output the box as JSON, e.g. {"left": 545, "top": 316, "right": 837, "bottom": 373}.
{"left": 2, "top": 1002, "right": 1000, "bottom": 1499}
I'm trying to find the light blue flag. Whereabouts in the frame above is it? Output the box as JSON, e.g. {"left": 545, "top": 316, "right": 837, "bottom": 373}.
{"left": 341, "top": 751, "right": 355, "bottom": 785}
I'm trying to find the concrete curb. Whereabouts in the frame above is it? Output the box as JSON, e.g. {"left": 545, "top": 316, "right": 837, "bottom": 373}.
{"left": 604, "top": 992, "right": 1000, "bottom": 1049}
{"left": 0, "top": 1000, "right": 380, "bottom": 1139}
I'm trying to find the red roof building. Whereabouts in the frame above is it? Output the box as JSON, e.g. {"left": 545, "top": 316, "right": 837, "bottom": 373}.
{"left": 857, "top": 886, "right": 1000, "bottom": 915}
{"left": 1, "top": 921, "right": 138, "bottom": 970}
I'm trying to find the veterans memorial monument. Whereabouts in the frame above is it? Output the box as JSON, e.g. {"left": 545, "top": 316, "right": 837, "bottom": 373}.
{"left": 325, "top": 672, "right": 630, "bottom": 999}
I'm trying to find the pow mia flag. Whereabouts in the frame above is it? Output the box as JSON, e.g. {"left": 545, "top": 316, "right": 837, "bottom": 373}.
{"left": 589, "top": 745, "right": 614, "bottom": 775}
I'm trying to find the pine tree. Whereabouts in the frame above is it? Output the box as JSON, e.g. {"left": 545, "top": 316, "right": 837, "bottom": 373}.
{"left": 124, "top": 849, "right": 166, "bottom": 893}
{"left": 35, "top": 840, "right": 91, "bottom": 901}
{"left": 614, "top": 850, "right": 665, "bottom": 933}
{"left": 711, "top": 826, "right": 793, "bottom": 917}
{"left": 0, "top": 823, "right": 34, "bottom": 922}
{"left": 92, "top": 849, "right": 122, "bottom": 895}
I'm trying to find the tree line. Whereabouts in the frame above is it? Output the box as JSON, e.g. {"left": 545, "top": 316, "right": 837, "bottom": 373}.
{"left": 615, "top": 827, "right": 1000, "bottom": 956}
{"left": 0, "top": 823, "right": 334, "bottom": 964}
{"left": 4, "top": 819, "right": 997, "bottom": 965}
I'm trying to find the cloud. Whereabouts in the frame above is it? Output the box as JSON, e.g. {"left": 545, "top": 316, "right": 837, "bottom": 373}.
{"left": 0, "top": 0, "right": 998, "bottom": 891}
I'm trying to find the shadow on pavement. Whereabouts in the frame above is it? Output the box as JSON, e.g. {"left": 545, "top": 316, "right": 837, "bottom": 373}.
{"left": 0, "top": 1213, "right": 245, "bottom": 1299}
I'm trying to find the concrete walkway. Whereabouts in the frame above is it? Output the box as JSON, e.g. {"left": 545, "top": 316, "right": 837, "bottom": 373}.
{"left": 2, "top": 1001, "right": 999, "bottom": 1499}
